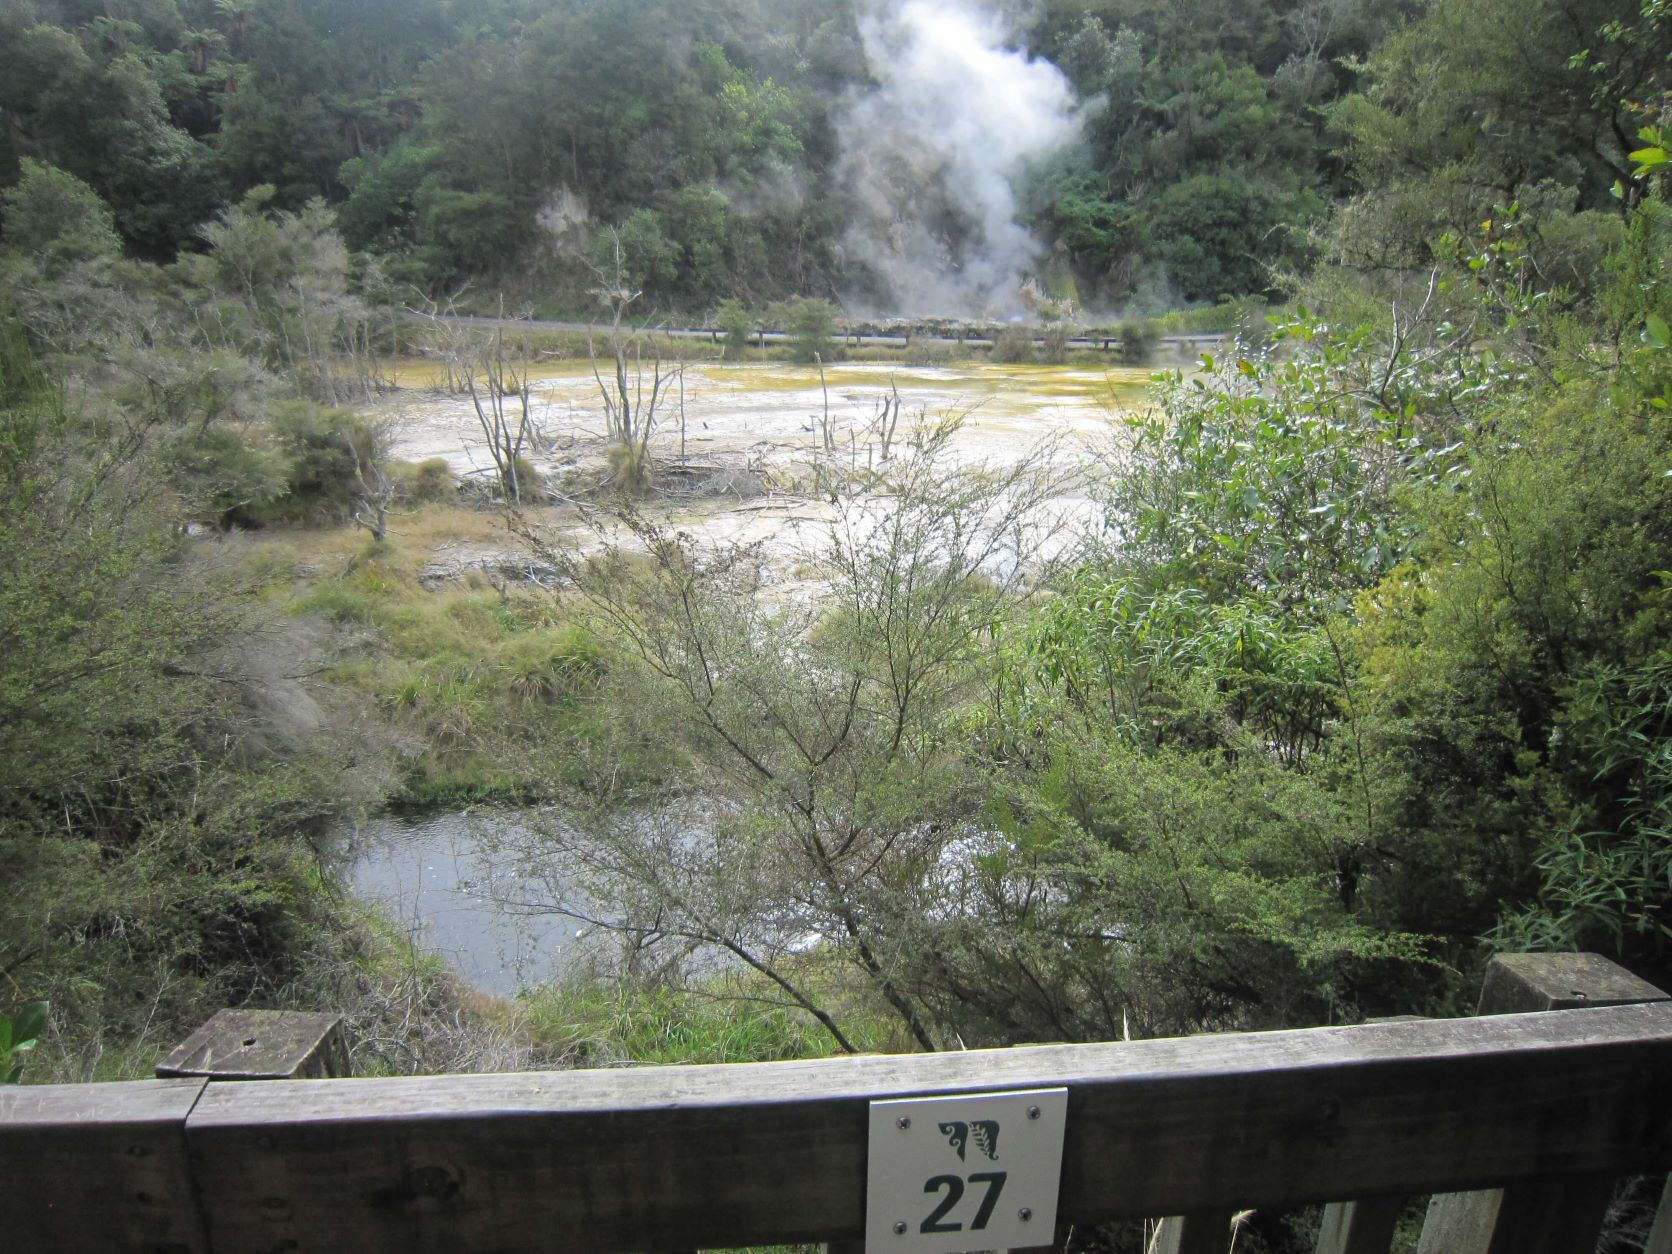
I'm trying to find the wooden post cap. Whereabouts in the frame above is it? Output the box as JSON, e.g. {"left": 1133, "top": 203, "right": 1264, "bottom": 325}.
{"left": 157, "top": 1009, "right": 348, "bottom": 1080}
{"left": 1477, "top": 953, "right": 1670, "bottom": 1016}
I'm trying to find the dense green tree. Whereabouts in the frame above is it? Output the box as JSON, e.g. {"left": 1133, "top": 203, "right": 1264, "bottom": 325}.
{"left": 771, "top": 295, "right": 838, "bottom": 362}
{"left": 1148, "top": 173, "right": 1322, "bottom": 301}
{"left": 335, "top": 138, "right": 439, "bottom": 260}
{"left": 1022, "top": 0, "right": 1413, "bottom": 304}
{"left": 0, "top": 159, "right": 123, "bottom": 270}
{"left": 1322, "top": 0, "right": 1672, "bottom": 288}
{"left": 0, "top": 0, "right": 1453, "bottom": 307}
{"left": 176, "top": 185, "right": 375, "bottom": 401}
{"left": 0, "top": 21, "right": 217, "bottom": 255}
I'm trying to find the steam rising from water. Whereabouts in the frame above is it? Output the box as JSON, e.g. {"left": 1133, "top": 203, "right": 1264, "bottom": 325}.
{"left": 839, "top": 0, "right": 1079, "bottom": 318}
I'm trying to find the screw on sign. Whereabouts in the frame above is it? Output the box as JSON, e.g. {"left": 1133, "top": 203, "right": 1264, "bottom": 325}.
{"left": 864, "top": 1088, "right": 1068, "bottom": 1253}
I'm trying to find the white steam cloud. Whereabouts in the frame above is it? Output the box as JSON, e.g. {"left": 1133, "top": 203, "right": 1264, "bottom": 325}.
{"left": 838, "top": 0, "right": 1079, "bottom": 318}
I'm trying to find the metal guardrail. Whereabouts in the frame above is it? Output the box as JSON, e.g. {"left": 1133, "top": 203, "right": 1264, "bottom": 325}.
{"left": 416, "top": 313, "right": 1231, "bottom": 357}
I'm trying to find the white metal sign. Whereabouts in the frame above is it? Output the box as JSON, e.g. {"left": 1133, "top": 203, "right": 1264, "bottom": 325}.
{"left": 865, "top": 1087, "right": 1068, "bottom": 1253}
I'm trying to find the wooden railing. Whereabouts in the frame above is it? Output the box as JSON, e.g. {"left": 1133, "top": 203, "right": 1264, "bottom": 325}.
{"left": 5, "top": 953, "right": 1672, "bottom": 1254}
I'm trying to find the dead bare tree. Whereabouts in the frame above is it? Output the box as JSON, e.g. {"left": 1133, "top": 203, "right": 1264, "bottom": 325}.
{"left": 815, "top": 352, "right": 833, "bottom": 453}
{"left": 588, "top": 230, "right": 680, "bottom": 493}
{"left": 462, "top": 312, "right": 538, "bottom": 504}
{"left": 342, "top": 413, "right": 400, "bottom": 542}
{"left": 350, "top": 446, "right": 394, "bottom": 541}
{"left": 404, "top": 289, "right": 479, "bottom": 395}
{"left": 1280, "top": 0, "right": 1365, "bottom": 103}
{"left": 874, "top": 378, "right": 905, "bottom": 461}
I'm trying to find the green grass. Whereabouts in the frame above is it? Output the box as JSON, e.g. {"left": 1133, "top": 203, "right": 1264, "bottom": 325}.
{"left": 1150, "top": 297, "right": 1279, "bottom": 336}
{"left": 275, "top": 527, "right": 625, "bottom": 803}
{"left": 295, "top": 578, "right": 380, "bottom": 624}
{"left": 385, "top": 765, "right": 537, "bottom": 810}
{"left": 522, "top": 980, "right": 844, "bottom": 1066}
{"left": 520, "top": 962, "right": 904, "bottom": 1067}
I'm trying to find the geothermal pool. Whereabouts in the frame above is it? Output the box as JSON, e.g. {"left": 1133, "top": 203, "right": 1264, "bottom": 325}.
{"left": 375, "top": 359, "right": 1156, "bottom": 578}
{"left": 379, "top": 360, "right": 1155, "bottom": 478}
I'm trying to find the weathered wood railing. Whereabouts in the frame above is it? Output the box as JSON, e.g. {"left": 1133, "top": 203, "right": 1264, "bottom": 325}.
{"left": 5, "top": 953, "right": 1672, "bottom": 1254}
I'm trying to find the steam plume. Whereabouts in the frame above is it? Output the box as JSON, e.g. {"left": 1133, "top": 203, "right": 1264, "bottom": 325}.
{"left": 838, "top": 0, "right": 1078, "bottom": 318}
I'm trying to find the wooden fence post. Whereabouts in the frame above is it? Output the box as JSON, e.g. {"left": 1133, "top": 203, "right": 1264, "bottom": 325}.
{"left": 1316, "top": 1196, "right": 1405, "bottom": 1254}
{"left": 1414, "top": 953, "right": 1669, "bottom": 1254}
{"left": 157, "top": 1008, "right": 348, "bottom": 1080}
{"left": 1647, "top": 1176, "right": 1672, "bottom": 1254}
{"left": 1153, "top": 1210, "right": 1239, "bottom": 1254}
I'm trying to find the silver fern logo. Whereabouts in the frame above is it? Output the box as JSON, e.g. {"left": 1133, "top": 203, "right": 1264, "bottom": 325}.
{"left": 938, "top": 1120, "right": 1000, "bottom": 1161}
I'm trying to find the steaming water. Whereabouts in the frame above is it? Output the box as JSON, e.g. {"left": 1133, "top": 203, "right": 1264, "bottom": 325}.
{"left": 840, "top": 0, "right": 1081, "bottom": 315}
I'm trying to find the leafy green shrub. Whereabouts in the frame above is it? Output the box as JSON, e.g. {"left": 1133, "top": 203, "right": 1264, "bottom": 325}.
{"left": 164, "top": 425, "right": 291, "bottom": 527}
{"left": 1494, "top": 653, "right": 1672, "bottom": 954}
{"left": 1112, "top": 334, "right": 1414, "bottom": 606}
{"left": 714, "top": 298, "right": 755, "bottom": 354}
{"left": 2, "top": 1001, "right": 48, "bottom": 1083}
{"left": 392, "top": 458, "right": 455, "bottom": 504}
{"left": 169, "top": 402, "right": 388, "bottom": 529}
{"left": 259, "top": 401, "right": 381, "bottom": 525}
{"left": 963, "top": 728, "right": 1431, "bottom": 1038}
{"left": 990, "top": 326, "right": 1037, "bottom": 363}
{"left": 771, "top": 296, "right": 839, "bottom": 362}
{"left": 1030, "top": 577, "right": 1341, "bottom": 766}
{"left": 1356, "top": 374, "right": 1672, "bottom": 965}
{"left": 1115, "top": 320, "right": 1159, "bottom": 364}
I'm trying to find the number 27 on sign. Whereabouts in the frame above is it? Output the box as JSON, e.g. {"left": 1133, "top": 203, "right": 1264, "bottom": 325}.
{"left": 921, "top": 1168, "right": 1008, "bottom": 1235}
{"left": 864, "top": 1088, "right": 1067, "bottom": 1253}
